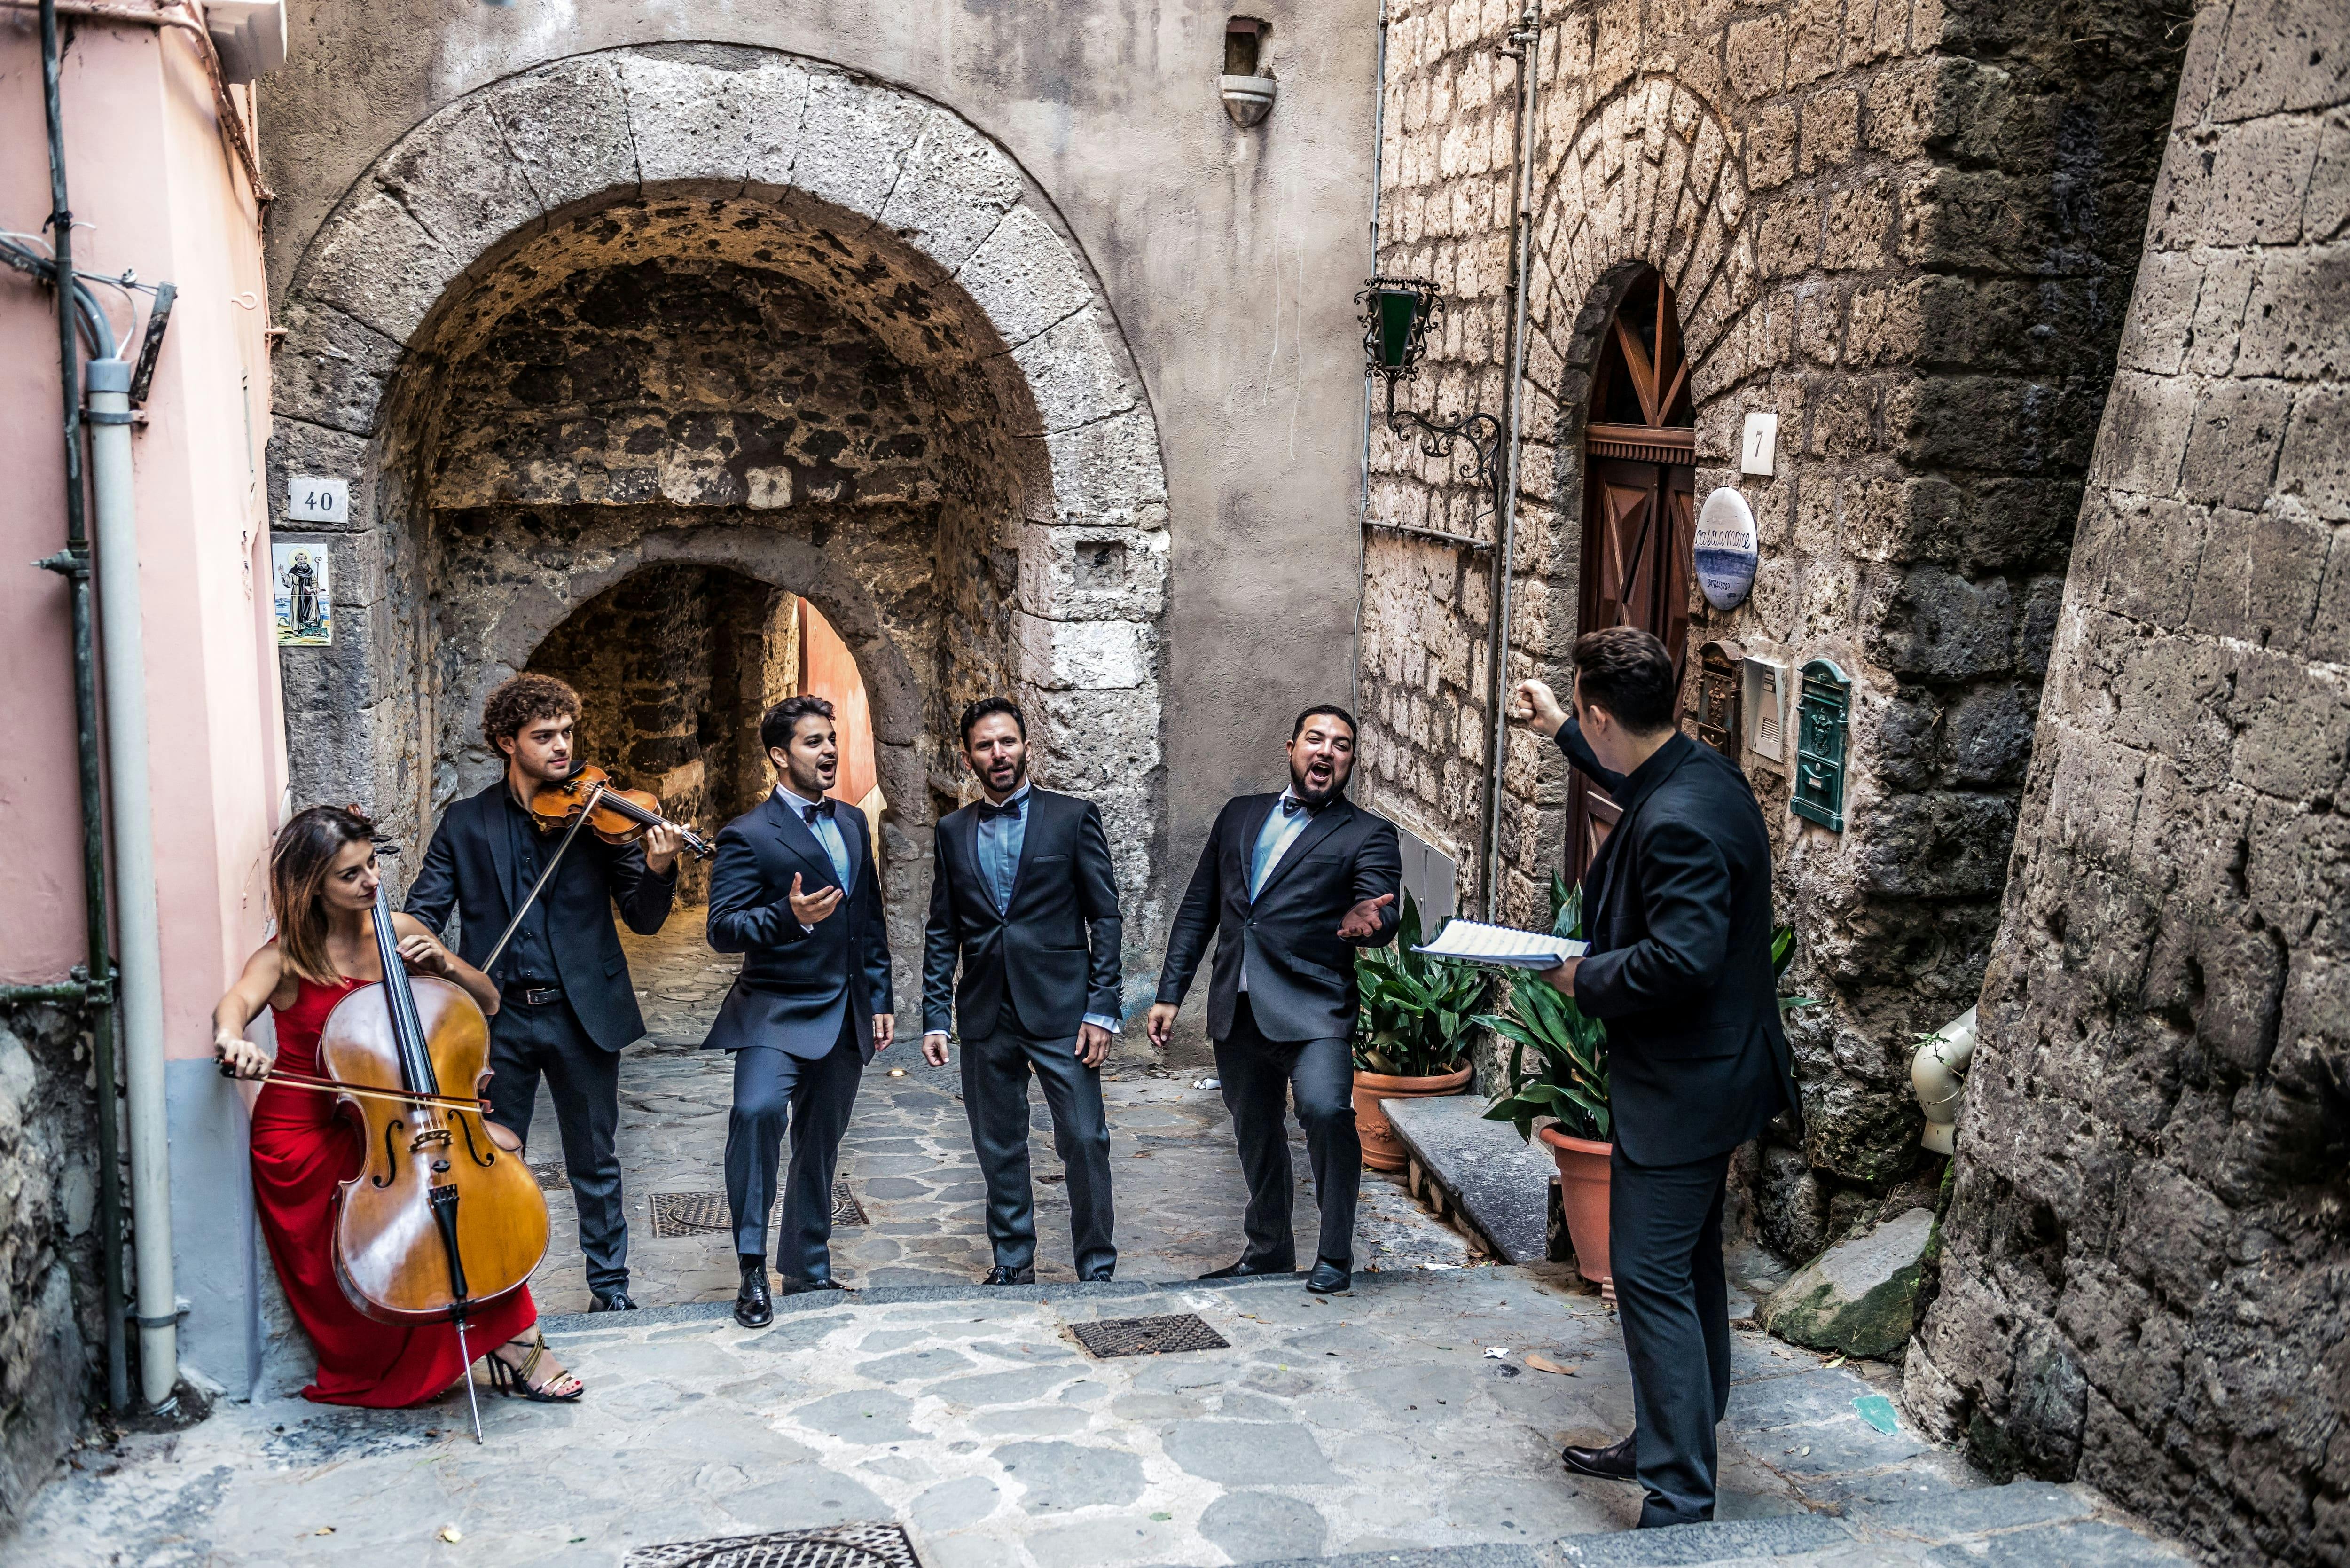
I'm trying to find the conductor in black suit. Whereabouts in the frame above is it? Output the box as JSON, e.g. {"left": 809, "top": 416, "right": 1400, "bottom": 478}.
{"left": 1148, "top": 705, "right": 1402, "bottom": 1296}
{"left": 920, "top": 697, "right": 1123, "bottom": 1286}
{"left": 1511, "top": 627, "right": 1802, "bottom": 1529}
{"left": 705, "top": 694, "right": 894, "bottom": 1327}
{"left": 405, "top": 673, "right": 682, "bottom": 1312}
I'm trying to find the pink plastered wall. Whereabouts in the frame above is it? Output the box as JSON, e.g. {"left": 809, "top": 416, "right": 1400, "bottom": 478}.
{"left": 0, "top": 13, "right": 286, "bottom": 1062}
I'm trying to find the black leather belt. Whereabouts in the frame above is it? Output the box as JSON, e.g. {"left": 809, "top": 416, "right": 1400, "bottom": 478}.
{"left": 516, "top": 985, "right": 564, "bottom": 1006}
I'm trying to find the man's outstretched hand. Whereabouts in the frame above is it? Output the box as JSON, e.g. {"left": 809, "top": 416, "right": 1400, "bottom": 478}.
{"left": 1337, "top": 893, "right": 1395, "bottom": 941}
{"left": 787, "top": 872, "right": 845, "bottom": 925}
{"left": 1509, "top": 677, "right": 1570, "bottom": 737}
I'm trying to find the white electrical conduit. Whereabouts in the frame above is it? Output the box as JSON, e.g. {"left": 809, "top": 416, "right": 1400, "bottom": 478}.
{"left": 1911, "top": 1006, "right": 1978, "bottom": 1157}
{"left": 87, "top": 355, "right": 177, "bottom": 1409}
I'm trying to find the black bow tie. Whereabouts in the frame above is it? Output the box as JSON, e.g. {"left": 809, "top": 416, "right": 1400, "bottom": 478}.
{"left": 1280, "top": 796, "right": 1314, "bottom": 817}
{"left": 798, "top": 799, "right": 833, "bottom": 823}
{"left": 978, "top": 797, "right": 1026, "bottom": 821}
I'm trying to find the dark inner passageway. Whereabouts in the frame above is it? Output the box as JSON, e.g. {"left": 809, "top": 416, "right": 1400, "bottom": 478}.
{"left": 525, "top": 568, "right": 874, "bottom": 902}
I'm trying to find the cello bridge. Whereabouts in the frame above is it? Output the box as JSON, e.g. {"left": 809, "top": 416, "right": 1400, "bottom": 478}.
{"left": 411, "top": 1127, "right": 454, "bottom": 1154}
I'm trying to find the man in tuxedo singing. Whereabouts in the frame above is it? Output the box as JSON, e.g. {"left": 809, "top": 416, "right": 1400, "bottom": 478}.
{"left": 921, "top": 697, "right": 1123, "bottom": 1285}
{"left": 1148, "top": 705, "right": 1401, "bottom": 1295}
{"left": 705, "top": 694, "right": 894, "bottom": 1328}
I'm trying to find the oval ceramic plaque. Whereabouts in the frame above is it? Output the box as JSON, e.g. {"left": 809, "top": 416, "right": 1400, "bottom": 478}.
{"left": 1694, "top": 486, "right": 1759, "bottom": 611}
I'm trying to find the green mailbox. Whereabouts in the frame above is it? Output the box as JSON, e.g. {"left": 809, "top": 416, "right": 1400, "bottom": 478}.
{"left": 1792, "top": 658, "right": 1850, "bottom": 832}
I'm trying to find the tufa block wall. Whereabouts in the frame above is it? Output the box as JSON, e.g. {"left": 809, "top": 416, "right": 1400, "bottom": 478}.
{"left": 1908, "top": 2, "right": 2350, "bottom": 1560}
{"left": 1361, "top": 0, "right": 2183, "bottom": 1248}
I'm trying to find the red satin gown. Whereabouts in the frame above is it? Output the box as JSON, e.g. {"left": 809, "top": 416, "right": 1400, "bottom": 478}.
{"left": 249, "top": 970, "right": 536, "bottom": 1406}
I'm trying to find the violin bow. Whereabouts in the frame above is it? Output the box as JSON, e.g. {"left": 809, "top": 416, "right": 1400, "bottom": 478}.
{"left": 478, "top": 780, "right": 603, "bottom": 979}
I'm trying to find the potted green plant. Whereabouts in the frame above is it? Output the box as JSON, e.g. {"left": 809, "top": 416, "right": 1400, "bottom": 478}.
{"left": 1350, "top": 890, "right": 1488, "bottom": 1171}
{"left": 1477, "top": 874, "right": 1614, "bottom": 1286}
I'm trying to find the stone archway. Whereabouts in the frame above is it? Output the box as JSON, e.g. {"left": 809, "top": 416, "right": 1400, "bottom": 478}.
{"left": 269, "top": 44, "right": 1172, "bottom": 1012}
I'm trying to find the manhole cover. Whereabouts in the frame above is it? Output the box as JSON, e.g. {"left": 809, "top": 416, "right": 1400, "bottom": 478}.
{"left": 1070, "top": 1312, "right": 1230, "bottom": 1359}
{"left": 648, "top": 1183, "right": 865, "bottom": 1237}
{"left": 624, "top": 1522, "right": 921, "bottom": 1568}
{"left": 649, "top": 1190, "right": 731, "bottom": 1238}
{"left": 527, "top": 1160, "right": 567, "bottom": 1192}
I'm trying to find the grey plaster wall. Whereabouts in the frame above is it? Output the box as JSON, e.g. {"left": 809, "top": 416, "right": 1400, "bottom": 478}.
{"left": 257, "top": 1, "right": 1382, "bottom": 1023}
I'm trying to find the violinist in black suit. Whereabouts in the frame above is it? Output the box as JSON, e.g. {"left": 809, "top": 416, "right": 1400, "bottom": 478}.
{"left": 704, "top": 694, "right": 894, "bottom": 1327}
{"left": 1148, "top": 705, "right": 1401, "bottom": 1296}
{"left": 1511, "top": 627, "right": 1802, "bottom": 1530}
{"left": 405, "top": 674, "right": 680, "bottom": 1312}
{"left": 921, "top": 697, "right": 1124, "bottom": 1286}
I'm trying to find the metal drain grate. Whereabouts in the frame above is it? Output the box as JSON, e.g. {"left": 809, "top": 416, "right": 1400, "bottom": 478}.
{"left": 624, "top": 1522, "right": 921, "bottom": 1568}
{"left": 527, "top": 1160, "right": 567, "bottom": 1192}
{"left": 1070, "top": 1312, "right": 1230, "bottom": 1359}
{"left": 648, "top": 1182, "right": 866, "bottom": 1238}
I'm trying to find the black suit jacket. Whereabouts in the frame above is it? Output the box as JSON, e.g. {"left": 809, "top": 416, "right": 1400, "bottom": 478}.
{"left": 923, "top": 788, "right": 1122, "bottom": 1041}
{"left": 404, "top": 781, "right": 678, "bottom": 1051}
{"left": 1560, "top": 723, "right": 1802, "bottom": 1167}
{"left": 703, "top": 790, "right": 893, "bottom": 1061}
{"left": 1157, "top": 792, "right": 1402, "bottom": 1043}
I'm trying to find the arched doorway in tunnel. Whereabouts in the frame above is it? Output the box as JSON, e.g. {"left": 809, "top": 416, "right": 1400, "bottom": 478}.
{"left": 523, "top": 567, "right": 880, "bottom": 906}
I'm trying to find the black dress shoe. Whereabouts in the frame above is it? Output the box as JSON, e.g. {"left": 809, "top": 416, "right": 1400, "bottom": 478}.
{"left": 589, "top": 1289, "right": 638, "bottom": 1312}
{"left": 1562, "top": 1434, "right": 1637, "bottom": 1481}
{"left": 775, "top": 1275, "right": 846, "bottom": 1296}
{"left": 1305, "top": 1258, "right": 1353, "bottom": 1295}
{"left": 1198, "top": 1258, "right": 1294, "bottom": 1280}
{"left": 735, "top": 1262, "right": 773, "bottom": 1329}
{"left": 983, "top": 1264, "right": 1037, "bottom": 1286}
{"left": 1081, "top": 1268, "right": 1115, "bottom": 1283}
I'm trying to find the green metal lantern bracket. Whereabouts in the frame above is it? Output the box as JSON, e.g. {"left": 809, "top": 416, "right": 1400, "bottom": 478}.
{"left": 1358, "top": 277, "right": 1504, "bottom": 523}
{"left": 1792, "top": 658, "right": 1851, "bottom": 833}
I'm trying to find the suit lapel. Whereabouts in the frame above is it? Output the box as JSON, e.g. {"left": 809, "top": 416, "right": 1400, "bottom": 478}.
{"left": 767, "top": 791, "right": 839, "bottom": 888}
{"left": 1253, "top": 798, "right": 1351, "bottom": 904}
{"left": 479, "top": 784, "right": 517, "bottom": 924}
{"left": 1235, "top": 794, "right": 1280, "bottom": 904}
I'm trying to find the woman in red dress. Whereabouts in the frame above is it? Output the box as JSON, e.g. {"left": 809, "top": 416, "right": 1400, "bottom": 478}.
{"left": 212, "top": 805, "right": 583, "bottom": 1407}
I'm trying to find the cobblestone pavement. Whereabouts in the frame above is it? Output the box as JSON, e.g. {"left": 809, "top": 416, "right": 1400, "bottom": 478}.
{"left": 524, "top": 914, "right": 1472, "bottom": 1314}
{"left": 12, "top": 1268, "right": 2188, "bottom": 1568}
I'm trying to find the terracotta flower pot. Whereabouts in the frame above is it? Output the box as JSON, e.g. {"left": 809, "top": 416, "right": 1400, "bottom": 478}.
{"left": 1352, "top": 1063, "right": 1473, "bottom": 1171}
{"left": 1537, "top": 1126, "right": 1614, "bottom": 1288}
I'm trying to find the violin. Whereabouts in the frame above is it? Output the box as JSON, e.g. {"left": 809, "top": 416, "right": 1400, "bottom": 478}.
{"left": 314, "top": 861, "right": 549, "bottom": 1437}
{"left": 527, "top": 763, "right": 714, "bottom": 858}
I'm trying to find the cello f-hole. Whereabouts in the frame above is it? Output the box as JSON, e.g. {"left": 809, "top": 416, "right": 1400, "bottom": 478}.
{"left": 456, "top": 1111, "right": 500, "bottom": 1170}
{"left": 372, "top": 1116, "right": 406, "bottom": 1189}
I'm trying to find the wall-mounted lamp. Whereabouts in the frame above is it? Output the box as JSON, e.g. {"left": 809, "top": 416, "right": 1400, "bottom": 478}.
{"left": 1222, "top": 18, "right": 1277, "bottom": 127}
{"left": 1359, "top": 277, "right": 1504, "bottom": 519}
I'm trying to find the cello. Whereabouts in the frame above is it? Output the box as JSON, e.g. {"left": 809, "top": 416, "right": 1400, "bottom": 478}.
{"left": 315, "top": 850, "right": 549, "bottom": 1440}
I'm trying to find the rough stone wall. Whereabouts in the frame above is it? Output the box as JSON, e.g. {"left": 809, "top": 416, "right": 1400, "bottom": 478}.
{"left": 527, "top": 565, "right": 790, "bottom": 904}
{"left": 0, "top": 1001, "right": 106, "bottom": 1526}
{"left": 267, "top": 50, "right": 1173, "bottom": 1025}
{"left": 1906, "top": 3, "right": 2350, "bottom": 1560}
{"left": 1360, "top": 0, "right": 2182, "bottom": 1247}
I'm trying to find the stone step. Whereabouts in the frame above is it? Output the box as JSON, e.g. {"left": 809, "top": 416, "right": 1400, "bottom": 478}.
{"left": 1381, "top": 1091, "right": 1559, "bottom": 1263}
{"left": 1249, "top": 1481, "right": 2193, "bottom": 1568}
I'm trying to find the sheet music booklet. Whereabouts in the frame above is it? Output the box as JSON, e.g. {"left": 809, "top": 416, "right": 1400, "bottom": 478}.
{"left": 1411, "top": 918, "right": 1589, "bottom": 970}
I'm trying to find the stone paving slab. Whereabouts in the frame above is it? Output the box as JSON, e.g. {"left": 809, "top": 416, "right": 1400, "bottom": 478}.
{"left": 17, "top": 1265, "right": 2018, "bottom": 1568}
{"left": 1382, "top": 1096, "right": 1560, "bottom": 1264}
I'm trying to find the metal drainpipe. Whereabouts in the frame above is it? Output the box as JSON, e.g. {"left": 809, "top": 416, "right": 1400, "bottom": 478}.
{"left": 1478, "top": 1, "right": 1542, "bottom": 918}
{"left": 35, "top": 0, "right": 131, "bottom": 1414}
{"left": 86, "top": 353, "right": 177, "bottom": 1410}
{"left": 1350, "top": 0, "right": 1389, "bottom": 721}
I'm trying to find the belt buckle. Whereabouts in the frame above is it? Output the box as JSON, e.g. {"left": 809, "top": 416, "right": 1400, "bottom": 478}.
{"left": 523, "top": 986, "right": 562, "bottom": 1006}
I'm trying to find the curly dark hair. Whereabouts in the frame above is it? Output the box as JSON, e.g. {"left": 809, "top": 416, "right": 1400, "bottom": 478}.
{"left": 760, "top": 693, "right": 837, "bottom": 753}
{"left": 958, "top": 695, "right": 1026, "bottom": 745}
{"left": 482, "top": 673, "right": 581, "bottom": 752}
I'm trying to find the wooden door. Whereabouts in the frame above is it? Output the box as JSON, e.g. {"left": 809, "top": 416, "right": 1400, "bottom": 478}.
{"left": 1567, "top": 269, "right": 1697, "bottom": 883}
